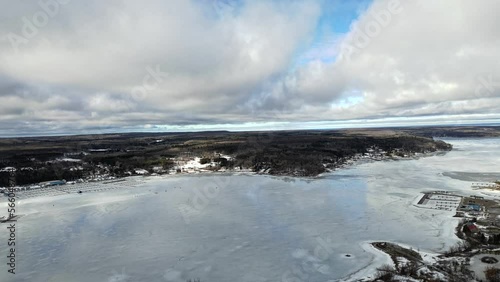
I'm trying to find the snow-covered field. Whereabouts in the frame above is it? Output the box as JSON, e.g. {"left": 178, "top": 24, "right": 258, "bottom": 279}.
{"left": 0, "top": 138, "right": 499, "bottom": 282}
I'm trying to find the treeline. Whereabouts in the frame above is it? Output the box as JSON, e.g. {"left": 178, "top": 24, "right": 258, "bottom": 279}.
{"left": 0, "top": 165, "right": 85, "bottom": 186}
{"left": 189, "top": 133, "right": 451, "bottom": 176}
{"left": 0, "top": 130, "right": 453, "bottom": 185}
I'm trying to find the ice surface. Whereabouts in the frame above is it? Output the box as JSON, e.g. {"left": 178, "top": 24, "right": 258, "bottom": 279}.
{"left": 0, "top": 138, "right": 499, "bottom": 282}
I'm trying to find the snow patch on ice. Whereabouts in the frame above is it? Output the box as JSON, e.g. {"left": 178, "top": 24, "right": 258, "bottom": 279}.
{"left": 339, "top": 241, "right": 393, "bottom": 282}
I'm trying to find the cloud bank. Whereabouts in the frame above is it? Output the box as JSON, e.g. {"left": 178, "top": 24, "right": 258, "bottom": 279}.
{"left": 0, "top": 0, "right": 499, "bottom": 136}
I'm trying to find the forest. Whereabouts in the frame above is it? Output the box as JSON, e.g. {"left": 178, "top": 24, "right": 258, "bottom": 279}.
{"left": 0, "top": 127, "right": 459, "bottom": 186}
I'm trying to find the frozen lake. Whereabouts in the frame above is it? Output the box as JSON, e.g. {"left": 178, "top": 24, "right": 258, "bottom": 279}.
{"left": 1, "top": 138, "right": 499, "bottom": 282}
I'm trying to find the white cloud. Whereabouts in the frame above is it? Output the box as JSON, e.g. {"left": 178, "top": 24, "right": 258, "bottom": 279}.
{"left": 0, "top": 0, "right": 499, "bottom": 135}
{"left": 0, "top": 0, "right": 321, "bottom": 134}
{"left": 279, "top": 0, "right": 500, "bottom": 121}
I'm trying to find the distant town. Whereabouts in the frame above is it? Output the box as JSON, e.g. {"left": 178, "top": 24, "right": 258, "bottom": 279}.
{"left": 369, "top": 182, "right": 500, "bottom": 281}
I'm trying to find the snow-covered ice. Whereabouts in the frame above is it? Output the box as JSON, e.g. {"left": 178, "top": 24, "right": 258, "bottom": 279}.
{"left": 0, "top": 138, "right": 499, "bottom": 281}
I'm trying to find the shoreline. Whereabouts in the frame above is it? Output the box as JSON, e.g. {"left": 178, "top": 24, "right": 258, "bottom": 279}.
{"left": 0, "top": 144, "right": 468, "bottom": 281}
{"left": 7, "top": 172, "right": 464, "bottom": 282}
{"left": 338, "top": 241, "right": 394, "bottom": 282}
{"left": 338, "top": 200, "right": 462, "bottom": 281}
{"left": 1, "top": 148, "right": 452, "bottom": 197}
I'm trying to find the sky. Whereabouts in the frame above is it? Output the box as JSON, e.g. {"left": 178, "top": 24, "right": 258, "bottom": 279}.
{"left": 0, "top": 0, "right": 499, "bottom": 136}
